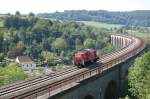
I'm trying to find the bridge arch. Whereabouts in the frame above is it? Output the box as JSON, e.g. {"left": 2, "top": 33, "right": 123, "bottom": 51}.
{"left": 104, "top": 80, "right": 117, "bottom": 99}
{"left": 83, "top": 95, "right": 94, "bottom": 99}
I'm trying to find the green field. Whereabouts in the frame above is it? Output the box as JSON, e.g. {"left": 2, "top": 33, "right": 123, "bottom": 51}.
{"left": 79, "top": 21, "right": 150, "bottom": 43}
{"left": 78, "top": 21, "right": 124, "bottom": 29}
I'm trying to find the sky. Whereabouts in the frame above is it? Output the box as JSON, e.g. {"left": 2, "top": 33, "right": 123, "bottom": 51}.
{"left": 0, "top": 0, "right": 150, "bottom": 14}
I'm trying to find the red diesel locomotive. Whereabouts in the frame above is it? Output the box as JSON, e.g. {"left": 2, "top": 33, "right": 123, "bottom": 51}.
{"left": 73, "top": 49, "right": 99, "bottom": 67}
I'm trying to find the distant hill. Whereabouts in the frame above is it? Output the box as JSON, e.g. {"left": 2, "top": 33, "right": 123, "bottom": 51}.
{"left": 37, "top": 10, "right": 150, "bottom": 27}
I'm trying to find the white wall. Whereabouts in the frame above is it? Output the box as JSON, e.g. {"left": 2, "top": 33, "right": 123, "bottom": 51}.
{"left": 21, "top": 63, "right": 36, "bottom": 70}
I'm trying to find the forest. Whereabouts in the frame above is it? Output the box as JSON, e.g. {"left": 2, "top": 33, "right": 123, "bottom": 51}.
{"left": 38, "top": 10, "right": 150, "bottom": 27}
{"left": 0, "top": 13, "right": 112, "bottom": 65}
{"left": 121, "top": 50, "right": 150, "bottom": 99}
{"left": 0, "top": 13, "right": 114, "bottom": 85}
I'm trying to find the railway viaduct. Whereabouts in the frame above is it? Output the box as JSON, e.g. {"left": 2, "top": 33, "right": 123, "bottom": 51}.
{"left": 47, "top": 35, "right": 136, "bottom": 99}
{"left": 0, "top": 34, "right": 147, "bottom": 99}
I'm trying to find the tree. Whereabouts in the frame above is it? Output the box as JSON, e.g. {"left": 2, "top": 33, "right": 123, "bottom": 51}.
{"left": 52, "top": 38, "right": 67, "bottom": 53}
{"left": 32, "top": 19, "right": 52, "bottom": 43}
{"left": 28, "top": 12, "right": 35, "bottom": 17}
{"left": 0, "top": 53, "right": 4, "bottom": 62}
{"left": 15, "top": 11, "right": 21, "bottom": 16}
{"left": 17, "top": 41, "right": 26, "bottom": 52}
{"left": 0, "top": 63, "right": 27, "bottom": 86}
{"left": 128, "top": 51, "right": 150, "bottom": 99}
{"left": 7, "top": 47, "right": 23, "bottom": 58}
{"left": 75, "top": 38, "right": 82, "bottom": 50}
{"left": 41, "top": 51, "right": 55, "bottom": 64}
{"left": 41, "top": 39, "right": 51, "bottom": 51}
{"left": 1, "top": 15, "right": 112, "bottom": 67}
{"left": 0, "top": 34, "right": 3, "bottom": 52}
{"left": 83, "top": 38, "right": 95, "bottom": 48}
{"left": 30, "top": 43, "right": 42, "bottom": 58}
{"left": 4, "top": 16, "right": 30, "bottom": 29}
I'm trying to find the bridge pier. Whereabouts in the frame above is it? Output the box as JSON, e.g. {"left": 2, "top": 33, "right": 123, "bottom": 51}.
{"left": 110, "top": 35, "right": 132, "bottom": 49}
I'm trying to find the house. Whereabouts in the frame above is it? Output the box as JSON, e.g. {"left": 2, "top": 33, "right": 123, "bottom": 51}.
{"left": 16, "top": 56, "right": 36, "bottom": 70}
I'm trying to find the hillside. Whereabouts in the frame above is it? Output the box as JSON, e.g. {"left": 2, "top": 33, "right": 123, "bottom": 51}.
{"left": 38, "top": 10, "right": 150, "bottom": 27}
{"left": 128, "top": 51, "right": 150, "bottom": 99}
{"left": 0, "top": 15, "right": 113, "bottom": 66}
{"left": 78, "top": 21, "right": 124, "bottom": 29}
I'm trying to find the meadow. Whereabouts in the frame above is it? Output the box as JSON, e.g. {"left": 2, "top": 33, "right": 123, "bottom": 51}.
{"left": 79, "top": 21, "right": 124, "bottom": 29}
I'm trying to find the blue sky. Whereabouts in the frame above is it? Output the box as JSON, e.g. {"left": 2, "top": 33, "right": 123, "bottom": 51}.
{"left": 0, "top": 0, "right": 150, "bottom": 14}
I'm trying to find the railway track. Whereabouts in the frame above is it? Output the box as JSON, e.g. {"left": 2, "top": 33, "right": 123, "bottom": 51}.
{"left": 0, "top": 45, "right": 128, "bottom": 97}
{"left": 0, "top": 67, "right": 80, "bottom": 95}
{"left": 0, "top": 51, "right": 114, "bottom": 97}
{"left": 0, "top": 50, "right": 121, "bottom": 96}
{"left": 0, "top": 34, "right": 147, "bottom": 99}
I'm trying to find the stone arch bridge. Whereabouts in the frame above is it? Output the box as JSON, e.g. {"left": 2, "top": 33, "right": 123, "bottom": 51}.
{"left": 0, "top": 34, "right": 147, "bottom": 99}
{"left": 48, "top": 34, "right": 147, "bottom": 99}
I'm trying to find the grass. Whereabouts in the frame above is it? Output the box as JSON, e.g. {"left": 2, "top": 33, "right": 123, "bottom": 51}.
{"left": 78, "top": 21, "right": 124, "bottom": 29}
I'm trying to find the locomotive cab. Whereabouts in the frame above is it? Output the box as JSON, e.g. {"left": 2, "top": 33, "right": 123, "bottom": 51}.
{"left": 73, "top": 49, "right": 99, "bottom": 67}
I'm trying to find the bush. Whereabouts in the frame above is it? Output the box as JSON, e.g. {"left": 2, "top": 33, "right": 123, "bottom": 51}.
{"left": 0, "top": 63, "right": 28, "bottom": 86}
{"left": 128, "top": 51, "right": 150, "bottom": 99}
